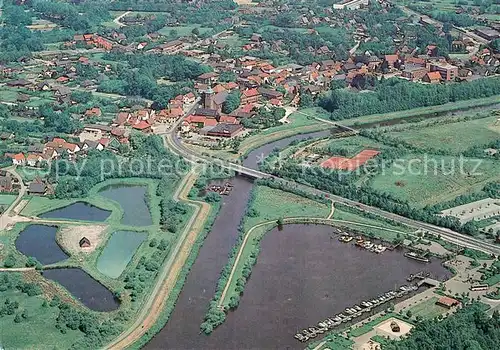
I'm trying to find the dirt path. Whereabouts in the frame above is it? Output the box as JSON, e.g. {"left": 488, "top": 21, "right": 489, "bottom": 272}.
{"left": 327, "top": 199, "right": 335, "bottom": 220}
{"left": 106, "top": 170, "right": 211, "bottom": 349}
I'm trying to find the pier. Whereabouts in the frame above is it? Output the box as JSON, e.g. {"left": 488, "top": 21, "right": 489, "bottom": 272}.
{"left": 294, "top": 284, "right": 419, "bottom": 343}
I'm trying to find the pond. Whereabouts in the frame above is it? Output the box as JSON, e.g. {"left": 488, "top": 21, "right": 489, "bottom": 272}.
{"left": 96, "top": 230, "right": 147, "bottom": 278}
{"left": 43, "top": 268, "right": 120, "bottom": 312}
{"left": 147, "top": 180, "right": 451, "bottom": 349}
{"left": 15, "top": 224, "right": 68, "bottom": 265}
{"left": 99, "top": 185, "right": 152, "bottom": 226}
{"left": 39, "top": 202, "right": 111, "bottom": 222}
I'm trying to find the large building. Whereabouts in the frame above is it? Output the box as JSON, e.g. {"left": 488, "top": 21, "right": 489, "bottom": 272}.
{"left": 428, "top": 62, "right": 458, "bottom": 81}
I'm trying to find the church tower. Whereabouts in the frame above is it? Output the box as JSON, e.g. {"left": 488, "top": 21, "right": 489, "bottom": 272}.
{"left": 203, "top": 87, "right": 216, "bottom": 110}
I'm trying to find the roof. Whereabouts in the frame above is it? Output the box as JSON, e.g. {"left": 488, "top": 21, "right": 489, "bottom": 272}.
{"left": 198, "top": 72, "right": 219, "bottom": 80}
{"left": 29, "top": 182, "right": 46, "bottom": 194}
{"left": 437, "top": 296, "right": 459, "bottom": 307}
{"left": 195, "top": 108, "right": 218, "bottom": 117}
{"left": 384, "top": 54, "right": 399, "bottom": 63}
{"left": 243, "top": 88, "right": 260, "bottom": 98}
{"left": 11, "top": 153, "right": 25, "bottom": 161}
{"left": 214, "top": 91, "right": 229, "bottom": 105}
{"left": 132, "top": 121, "right": 151, "bottom": 130}
{"left": 207, "top": 123, "right": 243, "bottom": 135}
{"left": 426, "top": 71, "right": 442, "bottom": 81}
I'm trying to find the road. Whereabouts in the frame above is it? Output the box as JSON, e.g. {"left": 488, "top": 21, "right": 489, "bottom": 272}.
{"left": 0, "top": 166, "right": 27, "bottom": 231}
{"left": 165, "top": 120, "right": 500, "bottom": 256}
{"left": 113, "top": 11, "right": 131, "bottom": 27}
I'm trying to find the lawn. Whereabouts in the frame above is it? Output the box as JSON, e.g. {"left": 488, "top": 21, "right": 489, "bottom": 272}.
{"left": 243, "top": 185, "right": 330, "bottom": 230}
{"left": 0, "top": 279, "right": 84, "bottom": 349}
{"left": 408, "top": 296, "right": 447, "bottom": 319}
{"left": 0, "top": 194, "right": 16, "bottom": 206}
{"left": 308, "top": 335, "right": 354, "bottom": 350}
{"left": 370, "top": 154, "right": 500, "bottom": 207}
{"left": 16, "top": 167, "right": 49, "bottom": 182}
{"left": 317, "top": 135, "right": 388, "bottom": 158}
{"left": 349, "top": 313, "right": 398, "bottom": 337}
{"left": 387, "top": 115, "right": 500, "bottom": 154}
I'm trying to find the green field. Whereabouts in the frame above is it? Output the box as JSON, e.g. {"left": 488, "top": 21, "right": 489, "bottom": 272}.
{"left": 16, "top": 167, "right": 49, "bottom": 182}
{"left": 96, "top": 230, "right": 147, "bottom": 278}
{"left": 0, "top": 279, "right": 84, "bottom": 349}
{"left": 370, "top": 154, "right": 500, "bottom": 207}
{"left": 0, "top": 194, "right": 16, "bottom": 206}
{"left": 387, "top": 115, "right": 500, "bottom": 153}
{"left": 243, "top": 185, "right": 330, "bottom": 230}
{"left": 408, "top": 296, "right": 447, "bottom": 319}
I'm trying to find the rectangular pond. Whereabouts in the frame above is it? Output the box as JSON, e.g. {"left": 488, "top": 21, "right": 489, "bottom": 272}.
{"left": 39, "top": 202, "right": 111, "bottom": 222}
{"left": 96, "top": 230, "right": 147, "bottom": 278}
{"left": 99, "top": 185, "right": 152, "bottom": 226}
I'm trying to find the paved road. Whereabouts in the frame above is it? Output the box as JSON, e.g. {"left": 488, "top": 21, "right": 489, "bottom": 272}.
{"left": 0, "top": 166, "right": 27, "bottom": 230}
{"left": 165, "top": 121, "right": 500, "bottom": 256}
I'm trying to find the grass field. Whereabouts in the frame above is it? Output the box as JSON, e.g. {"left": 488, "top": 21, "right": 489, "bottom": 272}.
{"left": 341, "top": 95, "right": 500, "bottom": 127}
{"left": 370, "top": 154, "right": 500, "bottom": 207}
{"left": 0, "top": 193, "right": 16, "bottom": 206}
{"left": 16, "top": 167, "right": 49, "bottom": 182}
{"left": 0, "top": 282, "right": 84, "bottom": 349}
{"left": 243, "top": 185, "right": 330, "bottom": 230}
{"left": 387, "top": 115, "right": 500, "bottom": 153}
{"left": 407, "top": 296, "right": 447, "bottom": 319}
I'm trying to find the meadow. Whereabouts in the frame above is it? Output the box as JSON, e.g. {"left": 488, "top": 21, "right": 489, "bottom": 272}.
{"left": 387, "top": 115, "right": 500, "bottom": 154}
{"left": 370, "top": 154, "right": 500, "bottom": 207}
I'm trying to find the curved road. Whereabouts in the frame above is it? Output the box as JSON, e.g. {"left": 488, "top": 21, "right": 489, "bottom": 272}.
{"left": 0, "top": 166, "right": 27, "bottom": 230}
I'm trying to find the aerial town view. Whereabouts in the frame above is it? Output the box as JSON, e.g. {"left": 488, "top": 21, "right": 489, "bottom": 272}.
{"left": 0, "top": 0, "right": 500, "bottom": 349}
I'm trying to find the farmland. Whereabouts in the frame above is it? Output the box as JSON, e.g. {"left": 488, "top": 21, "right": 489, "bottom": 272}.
{"left": 386, "top": 114, "right": 500, "bottom": 154}
{"left": 370, "top": 154, "right": 500, "bottom": 207}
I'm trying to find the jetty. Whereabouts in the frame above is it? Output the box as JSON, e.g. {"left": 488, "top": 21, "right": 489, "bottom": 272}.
{"left": 294, "top": 284, "right": 419, "bottom": 343}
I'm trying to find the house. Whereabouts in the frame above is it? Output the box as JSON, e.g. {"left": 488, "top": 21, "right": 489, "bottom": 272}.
{"left": 426, "top": 45, "right": 438, "bottom": 57}
{"left": 26, "top": 154, "right": 43, "bottom": 167}
{"left": 436, "top": 296, "right": 460, "bottom": 309}
{"left": 82, "top": 139, "right": 104, "bottom": 151}
{"left": 7, "top": 79, "right": 31, "bottom": 87}
{"left": 251, "top": 33, "right": 263, "bottom": 42}
{"left": 197, "top": 72, "right": 219, "bottom": 84}
{"left": 241, "top": 88, "right": 260, "bottom": 104}
{"left": 84, "top": 107, "right": 102, "bottom": 118}
{"left": 213, "top": 91, "right": 229, "bottom": 111}
{"left": 423, "top": 71, "right": 442, "bottom": 84}
{"left": 115, "top": 112, "right": 132, "bottom": 126}
{"left": 0, "top": 174, "right": 12, "bottom": 192}
{"left": 384, "top": 54, "right": 400, "bottom": 69}
{"left": 132, "top": 120, "right": 152, "bottom": 132}
{"left": 401, "top": 65, "right": 428, "bottom": 81}
{"left": 206, "top": 123, "right": 243, "bottom": 138}
{"left": 53, "top": 86, "right": 71, "bottom": 97}
{"left": 257, "top": 87, "right": 283, "bottom": 101}
{"left": 95, "top": 35, "right": 113, "bottom": 51}
{"left": 183, "top": 92, "right": 196, "bottom": 105}
{"left": 185, "top": 115, "right": 218, "bottom": 129}
{"left": 10, "top": 153, "right": 25, "bottom": 166}
{"left": 36, "top": 81, "right": 50, "bottom": 91}
{"left": 0, "top": 132, "right": 14, "bottom": 140}
{"left": 56, "top": 76, "right": 70, "bottom": 84}
{"left": 79, "top": 237, "right": 91, "bottom": 248}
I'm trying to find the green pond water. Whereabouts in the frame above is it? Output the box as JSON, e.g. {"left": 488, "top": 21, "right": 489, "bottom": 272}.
{"left": 97, "top": 230, "right": 147, "bottom": 278}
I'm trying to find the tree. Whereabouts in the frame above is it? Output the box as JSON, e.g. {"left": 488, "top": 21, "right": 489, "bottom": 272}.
{"left": 3, "top": 254, "right": 16, "bottom": 268}
{"left": 406, "top": 310, "right": 412, "bottom": 319}
{"left": 192, "top": 27, "right": 200, "bottom": 36}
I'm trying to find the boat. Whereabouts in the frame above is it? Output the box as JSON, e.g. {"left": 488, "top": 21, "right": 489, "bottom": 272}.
{"left": 404, "top": 251, "right": 430, "bottom": 263}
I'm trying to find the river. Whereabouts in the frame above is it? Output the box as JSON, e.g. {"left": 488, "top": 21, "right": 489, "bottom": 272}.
{"left": 146, "top": 131, "right": 451, "bottom": 349}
